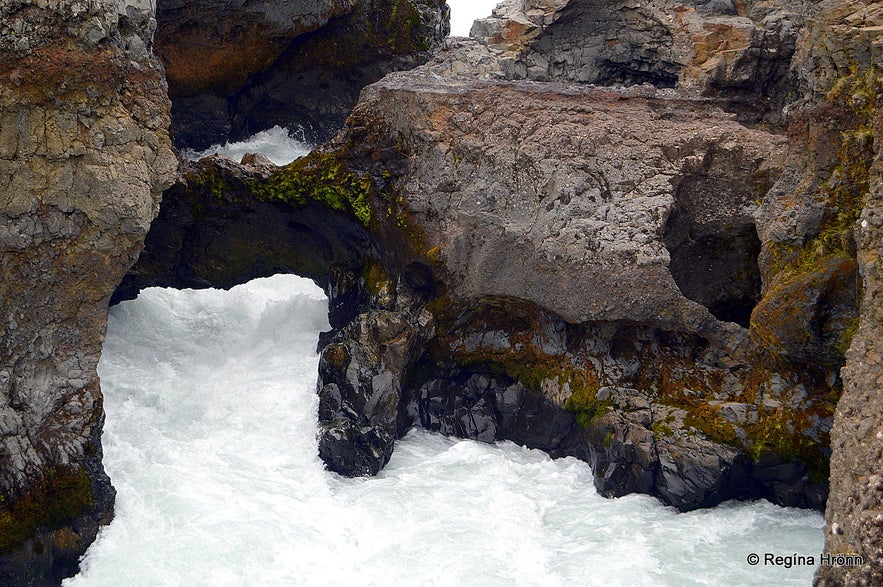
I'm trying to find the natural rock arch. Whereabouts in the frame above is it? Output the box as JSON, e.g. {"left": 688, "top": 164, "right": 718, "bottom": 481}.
{"left": 112, "top": 155, "right": 381, "bottom": 329}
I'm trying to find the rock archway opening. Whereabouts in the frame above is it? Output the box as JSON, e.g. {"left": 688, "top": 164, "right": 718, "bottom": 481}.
{"left": 110, "top": 156, "right": 381, "bottom": 330}
{"left": 661, "top": 146, "right": 768, "bottom": 329}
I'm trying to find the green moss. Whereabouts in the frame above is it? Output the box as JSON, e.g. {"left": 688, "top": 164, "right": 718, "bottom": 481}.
{"left": 191, "top": 164, "right": 235, "bottom": 200}
{"left": 745, "top": 409, "right": 832, "bottom": 483}
{"left": 785, "top": 68, "right": 877, "bottom": 268}
{"left": 835, "top": 316, "right": 860, "bottom": 356}
{"left": 0, "top": 467, "right": 93, "bottom": 553}
{"left": 652, "top": 422, "right": 674, "bottom": 438}
{"left": 684, "top": 406, "right": 738, "bottom": 445}
{"left": 807, "top": 68, "right": 878, "bottom": 260}
{"left": 250, "top": 152, "right": 373, "bottom": 227}
{"left": 361, "top": 259, "right": 395, "bottom": 305}
{"left": 604, "top": 431, "right": 614, "bottom": 448}
{"left": 753, "top": 68, "right": 877, "bottom": 370}
{"left": 563, "top": 385, "right": 611, "bottom": 428}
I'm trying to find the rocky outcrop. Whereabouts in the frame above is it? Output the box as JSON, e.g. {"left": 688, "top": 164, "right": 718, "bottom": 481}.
{"left": 299, "top": 0, "right": 865, "bottom": 512}
{"left": 473, "top": 0, "right": 810, "bottom": 127}
{"left": 156, "top": 0, "right": 358, "bottom": 97}
{"left": 125, "top": 30, "right": 831, "bottom": 514}
{"left": 358, "top": 74, "right": 784, "bottom": 342}
{"left": 810, "top": 2, "right": 883, "bottom": 584}
{"left": 111, "top": 0, "right": 876, "bottom": 557}
{"left": 0, "top": 0, "right": 176, "bottom": 583}
{"left": 156, "top": 0, "right": 450, "bottom": 149}
{"left": 112, "top": 152, "right": 382, "bottom": 327}
{"left": 318, "top": 303, "right": 435, "bottom": 475}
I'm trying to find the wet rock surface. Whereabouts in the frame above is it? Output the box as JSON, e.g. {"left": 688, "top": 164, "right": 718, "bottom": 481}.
{"left": 404, "top": 373, "right": 587, "bottom": 458}
{"left": 318, "top": 306, "right": 434, "bottom": 476}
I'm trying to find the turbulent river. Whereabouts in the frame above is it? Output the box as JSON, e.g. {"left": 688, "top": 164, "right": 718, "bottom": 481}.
{"left": 66, "top": 275, "right": 823, "bottom": 586}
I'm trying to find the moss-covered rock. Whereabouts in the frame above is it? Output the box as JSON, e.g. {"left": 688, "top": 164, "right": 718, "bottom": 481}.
{"left": 251, "top": 152, "right": 374, "bottom": 227}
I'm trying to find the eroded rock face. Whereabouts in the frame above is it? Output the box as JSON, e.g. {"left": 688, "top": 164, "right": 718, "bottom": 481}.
{"left": 0, "top": 0, "right": 176, "bottom": 582}
{"left": 111, "top": 0, "right": 874, "bottom": 545}
{"left": 156, "top": 0, "right": 450, "bottom": 149}
{"left": 318, "top": 305, "right": 435, "bottom": 475}
{"left": 295, "top": 0, "right": 851, "bottom": 509}
{"left": 474, "top": 0, "right": 809, "bottom": 126}
{"left": 811, "top": 2, "right": 883, "bottom": 584}
{"left": 278, "top": 56, "right": 833, "bottom": 507}
{"left": 359, "top": 74, "right": 784, "bottom": 346}
{"left": 156, "top": 0, "right": 358, "bottom": 96}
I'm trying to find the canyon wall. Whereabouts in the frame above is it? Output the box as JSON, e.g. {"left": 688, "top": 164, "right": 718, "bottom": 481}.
{"left": 810, "top": 2, "right": 882, "bottom": 583}
{"left": 0, "top": 1, "right": 448, "bottom": 582}
{"left": 0, "top": 0, "right": 177, "bottom": 583}
{"left": 1, "top": 0, "right": 880, "bottom": 584}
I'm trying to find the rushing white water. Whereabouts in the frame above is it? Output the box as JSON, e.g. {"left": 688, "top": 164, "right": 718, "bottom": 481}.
{"left": 182, "top": 126, "right": 312, "bottom": 166}
{"left": 67, "top": 274, "right": 823, "bottom": 586}
{"left": 447, "top": 0, "right": 502, "bottom": 37}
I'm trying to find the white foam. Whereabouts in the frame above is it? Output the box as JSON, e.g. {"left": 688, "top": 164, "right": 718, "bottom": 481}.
{"left": 182, "top": 126, "right": 312, "bottom": 166}
{"left": 67, "top": 274, "right": 823, "bottom": 586}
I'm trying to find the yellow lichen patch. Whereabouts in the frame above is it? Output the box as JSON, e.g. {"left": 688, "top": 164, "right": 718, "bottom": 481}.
{"left": 362, "top": 260, "right": 395, "bottom": 306}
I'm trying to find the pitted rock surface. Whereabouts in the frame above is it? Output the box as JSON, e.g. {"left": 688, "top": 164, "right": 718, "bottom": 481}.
{"left": 0, "top": 0, "right": 176, "bottom": 582}
{"left": 356, "top": 72, "right": 785, "bottom": 346}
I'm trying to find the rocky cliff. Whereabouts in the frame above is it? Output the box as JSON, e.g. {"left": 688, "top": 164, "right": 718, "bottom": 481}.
{"left": 0, "top": 0, "right": 177, "bottom": 583}
{"left": 2, "top": 0, "right": 881, "bottom": 584}
{"left": 810, "top": 2, "right": 883, "bottom": 584}
{"left": 156, "top": 0, "right": 450, "bottom": 149}
{"left": 1, "top": 0, "right": 452, "bottom": 581}
{"left": 120, "top": 0, "right": 875, "bottom": 518}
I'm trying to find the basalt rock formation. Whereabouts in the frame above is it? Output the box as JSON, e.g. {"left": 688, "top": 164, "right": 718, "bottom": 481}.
{"left": 311, "top": 63, "right": 837, "bottom": 511}
{"left": 0, "top": 0, "right": 177, "bottom": 583}
{"left": 3, "top": 0, "right": 881, "bottom": 584}
{"left": 122, "top": 0, "right": 866, "bottom": 516}
{"left": 809, "top": 3, "right": 883, "bottom": 584}
{"left": 473, "top": 0, "right": 810, "bottom": 126}
{"left": 156, "top": 0, "right": 450, "bottom": 149}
